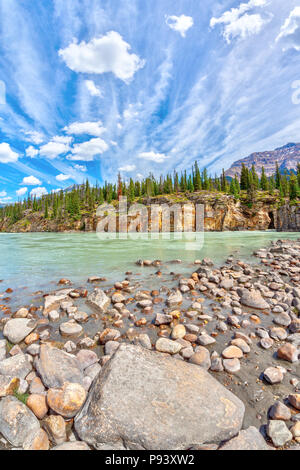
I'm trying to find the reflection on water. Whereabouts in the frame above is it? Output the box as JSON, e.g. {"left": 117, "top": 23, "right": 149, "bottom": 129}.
{"left": 0, "top": 231, "right": 299, "bottom": 294}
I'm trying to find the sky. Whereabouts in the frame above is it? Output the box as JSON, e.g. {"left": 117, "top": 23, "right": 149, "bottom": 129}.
{"left": 0, "top": 0, "right": 300, "bottom": 203}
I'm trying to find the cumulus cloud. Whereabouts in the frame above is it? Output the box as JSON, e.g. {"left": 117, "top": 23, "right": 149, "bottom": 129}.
{"left": 276, "top": 7, "right": 300, "bottom": 51}
{"left": 39, "top": 136, "right": 72, "bottom": 159}
{"left": 67, "top": 137, "right": 109, "bottom": 161}
{"left": 139, "top": 151, "right": 168, "bottom": 163}
{"left": 56, "top": 174, "right": 71, "bottom": 182}
{"left": 16, "top": 187, "right": 28, "bottom": 197}
{"left": 21, "top": 175, "right": 42, "bottom": 186}
{"left": 165, "top": 14, "right": 194, "bottom": 38}
{"left": 85, "top": 80, "right": 103, "bottom": 97}
{"left": 0, "top": 143, "right": 19, "bottom": 163}
{"left": 25, "top": 146, "right": 39, "bottom": 158}
{"left": 30, "top": 187, "right": 48, "bottom": 198}
{"left": 59, "top": 31, "right": 145, "bottom": 82}
{"left": 64, "top": 121, "right": 105, "bottom": 137}
{"left": 119, "top": 164, "right": 136, "bottom": 172}
{"left": 210, "top": 0, "right": 270, "bottom": 43}
{"left": 25, "top": 131, "right": 44, "bottom": 145}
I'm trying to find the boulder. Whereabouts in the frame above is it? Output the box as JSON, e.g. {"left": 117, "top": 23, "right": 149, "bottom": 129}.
{"left": 0, "top": 354, "right": 32, "bottom": 379}
{"left": 86, "top": 288, "right": 110, "bottom": 313}
{"left": 3, "top": 319, "right": 36, "bottom": 344}
{"left": 220, "top": 426, "right": 272, "bottom": 450}
{"left": 35, "top": 344, "right": 84, "bottom": 388}
{"left": 75, "top": 344, "right": 245, "bottom": 450}
{"left": 0, "top": 396, "right": 40, "bottom": 447}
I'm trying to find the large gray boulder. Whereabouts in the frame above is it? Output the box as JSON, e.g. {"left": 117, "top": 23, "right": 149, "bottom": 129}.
{"left": 35, "top": 344, "right": 84, "bottom": 388}
{"left": 0, "top": 396, "right": 40, "bottom": 447}
{"left": 0, "top": 354, "right": 32, "bottom": 379}
{"left": 3, "top": 318, "right": 36, "bottom": 344}
{"left": 86, "top": 288, "right": 110, "bottom": 313}
{"left": 220, "top": 427, "right": 272, "bottom": 450}
{"left": 75, "top": 344, "right": 245, "bottom": 450}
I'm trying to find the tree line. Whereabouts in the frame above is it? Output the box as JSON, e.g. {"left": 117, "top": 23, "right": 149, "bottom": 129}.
{"left": 1, "top": 162, "right": 299, "bottom": 224}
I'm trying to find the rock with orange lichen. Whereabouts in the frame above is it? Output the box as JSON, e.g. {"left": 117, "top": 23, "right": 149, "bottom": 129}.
{"left": 47, "top": 382, "right": 86, "bottom": 418}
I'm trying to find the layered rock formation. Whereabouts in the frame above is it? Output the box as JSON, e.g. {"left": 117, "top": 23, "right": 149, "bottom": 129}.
{"left": 0, "top": 194, "right": 299, "bottom": 232}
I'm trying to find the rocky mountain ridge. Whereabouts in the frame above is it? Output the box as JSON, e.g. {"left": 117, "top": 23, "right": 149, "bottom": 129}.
{"left": 226, "top": 143, "right": 300, "bottom": 178}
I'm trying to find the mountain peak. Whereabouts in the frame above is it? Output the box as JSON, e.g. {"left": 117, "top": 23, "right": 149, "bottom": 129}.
{"left": 225, "top": 143, "right": 300, "bottom": 177}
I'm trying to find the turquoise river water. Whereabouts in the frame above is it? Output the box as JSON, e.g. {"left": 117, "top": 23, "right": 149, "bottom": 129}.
{"left": 0, "top": 231, "right": 299, "bottom": 296}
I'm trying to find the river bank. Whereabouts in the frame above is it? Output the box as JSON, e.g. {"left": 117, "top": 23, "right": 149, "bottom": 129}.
{"left": 0, "top": 238, "right": 299, "bottom": 449}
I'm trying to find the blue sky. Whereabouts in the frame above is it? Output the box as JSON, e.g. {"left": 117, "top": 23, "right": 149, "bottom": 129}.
{"left": 0, "top": 0, "right": 300, "bottom": 203}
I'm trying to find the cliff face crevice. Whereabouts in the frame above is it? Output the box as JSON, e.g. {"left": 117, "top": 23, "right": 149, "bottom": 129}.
{"left": 0, "top": 195, "right": 299, "bottom": 233}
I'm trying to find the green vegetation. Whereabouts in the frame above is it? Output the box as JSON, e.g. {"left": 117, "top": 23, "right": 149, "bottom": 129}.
{"left": 13, "top": 390, "right": 29, "bottom": 405}
{"left": 0, "top": 162, "right": 299, "bottom": 226}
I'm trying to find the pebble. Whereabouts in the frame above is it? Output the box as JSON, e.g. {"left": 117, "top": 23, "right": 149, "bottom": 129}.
{"left": 47, "top": 382, "right": 87, "bottom": 418}
{"left": 223, "top": 358, "right": 241, "bottom": 374}
{"left": 267, "top": 420, "right": 292, "bottom": 447}
{"left": 59, "top": 320, "right": 83, "bottom": 337}
{"left": 263, "top": 367, "right": 284, "bottom": 384}
{"left": 155, "top": 338, "right": 182, "bottom": 355}
{"left": 189, "top": 347, "right": 211, "bottom": 370}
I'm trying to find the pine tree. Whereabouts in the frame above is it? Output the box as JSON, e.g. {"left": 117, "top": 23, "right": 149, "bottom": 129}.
{"left": 260, "top": 167, "right": 268, "bottom": 191}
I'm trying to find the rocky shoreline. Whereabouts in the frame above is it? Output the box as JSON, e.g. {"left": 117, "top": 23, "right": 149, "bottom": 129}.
{"left": 0, "top": 238, "right": 299, "bottom": 450}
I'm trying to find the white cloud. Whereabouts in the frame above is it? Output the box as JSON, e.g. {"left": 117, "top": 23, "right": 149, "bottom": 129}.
{"left": 39, "top": 136, "right": 71, "bottom": 159}
{"left": 56, "top": 174, "right": 71, "bottom": 182}
{"left": 123, "top": 104, "right": 139, "bottom": 120}
{"left": 64, "top": 121, "right": 105, "bottom": 137}
{"left": 25, "top": 146, "right": 39, "bottom": 158}
{"left": 21, "top": 175, "right": 42, "bottom": 186}
{"left": 16, "top": 187, "right": 28, "bottom": 197}
{"left": 30, "top": 187, "right": 48, "bottom": 198}
{"left": 51, "top": 188, "right": 62, "bottom": 193}
{"left": 59, "top": 31, "right": 145, "bottom": 82}
{"left": 276, "top": 7, "right": 300, "bottom": 51}
{"left": 119, "top": 164, "right": 136, "bottom": 172}
{"left": 52, "top": 135, "right": 73, "bottom": 144}
{"left": 85, "top": 80, "right": 103, "bottom": 97}
{"left": 67, "top": 137, "right": 109, "bottom": 161}
{"left": 0, "top": 143, "right": 19, "bottom": 163}
{"left": 0, "top": 191, "right": 7, "bottom": 197}
{"left": 165, "top": 15, "right": 194, "bottom": 38}
{"left": 74, "top": 164, "right": 87, "bottom": 172}
{"left": 210, "top": 0, "right": 270, "bottom": 43}
{"left": 0, "top": 197, "right": 12, "bottom": 204}
{"left": 139, "top": 151, "right": 168, "bottom": 163}
{"left": 25, "top": 131, "right": 44, "bottom": 145}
